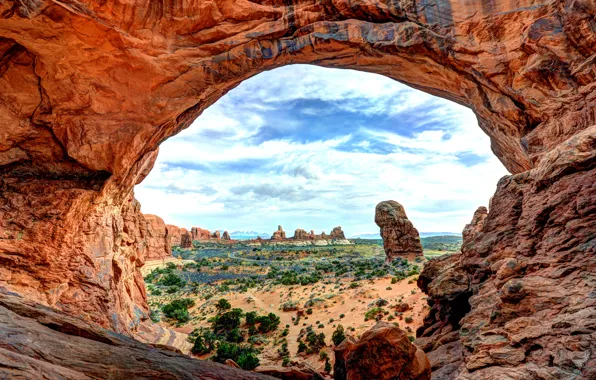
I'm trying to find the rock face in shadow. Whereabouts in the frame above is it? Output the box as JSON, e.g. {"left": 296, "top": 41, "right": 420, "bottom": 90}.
{"left": 375, "top": 200, "right": 424, "bottom": 261}
{"left": 0, "top": 289, "right": 274, "bottom": 380}
{"left": 334, "top": 321, "right": 431, "bottom": 380}
{"left": 0, "top": 1, "right": 595, "bottom": 377}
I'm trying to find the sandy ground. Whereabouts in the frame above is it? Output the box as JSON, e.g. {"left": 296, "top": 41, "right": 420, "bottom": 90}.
{"left": 167, "top": 273, "right": 426, "bottom": 372}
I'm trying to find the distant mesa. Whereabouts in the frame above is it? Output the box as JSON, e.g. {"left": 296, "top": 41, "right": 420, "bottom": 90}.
{"left": 375, "top": 200, "right": 424, "bottom": 261}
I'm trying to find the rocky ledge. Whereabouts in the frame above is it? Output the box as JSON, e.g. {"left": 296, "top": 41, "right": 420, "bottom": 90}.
{"left": 0, "top": 288, "right": 274, "bottom": 380}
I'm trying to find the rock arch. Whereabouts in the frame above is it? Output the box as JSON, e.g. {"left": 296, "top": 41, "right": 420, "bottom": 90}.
{"left": 0, "top": 1, "right": 594, "bottom": 378}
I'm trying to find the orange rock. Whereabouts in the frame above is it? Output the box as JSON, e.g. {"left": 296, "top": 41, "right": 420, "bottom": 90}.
{"left": 334, "top": 321, "right": 431, "bottom": 380}
{"left": 143, "top": 214, "right": 172, "bottom": 260}
{"left": 0, "top": 2, "right": 594, "bottom": 378}
{"left": 375, "top": 200, "right": 423, "bottom": 261}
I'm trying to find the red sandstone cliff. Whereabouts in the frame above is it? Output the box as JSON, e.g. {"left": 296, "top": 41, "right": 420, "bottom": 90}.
{"left": 143, "top": 214, "right": 172, "bottom": 260}
{"left": 0, "top": 0, "right": 594, "bottom": 378}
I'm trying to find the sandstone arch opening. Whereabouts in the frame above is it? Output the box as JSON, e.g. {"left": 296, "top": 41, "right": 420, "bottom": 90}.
{"left": 136, "top": 64, "right": 507, "bottom": 239}
{"left": 1, "top": 1, "right": 594, "bottom": 378}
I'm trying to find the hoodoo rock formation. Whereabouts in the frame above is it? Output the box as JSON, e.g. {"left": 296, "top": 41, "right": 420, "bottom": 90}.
{"left": 330, "top": 226, "right": 346, "bottom": 240}
{"left": 291, "top": 226, "right": 346, "bottom": 241}
{"left": 334, "top": 321, "right": 431, "bottom": 380}
{"left": 375, "top": 201, "right": 424, "bottom": 261}
{"left": 293, "top": 228, "right": 310, "bottom": 240}
{"left": 0, "top": 0, "right": 595, "bottom": 378}
{"left": 222, "top": 231, "right": 231, "bottom": 241}
{"left": 271, "top": 225, "right": 287, "bottom": 240}
{"left": 143, "top": 214, "right": 172, "bottom": 260}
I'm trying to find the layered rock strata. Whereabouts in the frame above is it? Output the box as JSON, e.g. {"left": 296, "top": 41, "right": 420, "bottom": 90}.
{"left": 0, "top": 289, "right": 273, "bottom": 379}
{"left": 375, "top": 200, "right": 424, "bottom": 261}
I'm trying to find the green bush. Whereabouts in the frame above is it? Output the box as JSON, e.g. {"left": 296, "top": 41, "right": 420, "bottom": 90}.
{"left": 332, "top": 324, "right": 346, "bottom": 346}
{"left": 214, "top": 342, "right": 259, "bottom": 370}
{"left": 162, "top": 298, "right": 194, "bottom": 323}
{"left": 158, "top": 273, "right": 185, "bottom": 287}
{"left": 212, "top": 308, "right": 244, "bottom": 332}
{"left": 216, "top": 298, "right": 231, "bottom": 312}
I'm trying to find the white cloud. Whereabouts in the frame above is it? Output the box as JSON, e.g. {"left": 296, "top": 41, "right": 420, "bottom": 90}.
{"left": 135, "top": 65, "right": 509, "bottom": 236}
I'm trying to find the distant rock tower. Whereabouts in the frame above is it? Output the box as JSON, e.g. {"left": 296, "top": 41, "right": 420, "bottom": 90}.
{"left": 330, "top": 226, "right": 346, "bottom": 240}
{"left": 375, "top": 201, "right": 423, "bottom": 261}
{"left": 271, "top": 225, "right": 286, "bottom": 240}
{"left": 212, "top": 230, "right": 220, "bottom": 239}
{"left": 222, "top": 231, "right": 231, "bottom": 240}
{"left": 180, "top": 231, "right": 193, "bottom": 249}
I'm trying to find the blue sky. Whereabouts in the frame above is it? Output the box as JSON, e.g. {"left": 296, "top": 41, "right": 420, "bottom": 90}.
{"left": 135, "top": 65, "right": 509, "bottom": 237}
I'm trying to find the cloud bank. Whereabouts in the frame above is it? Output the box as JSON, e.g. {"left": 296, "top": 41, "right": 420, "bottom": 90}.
{"left": 135, "top": 65, "right": 509, "bottom": 236}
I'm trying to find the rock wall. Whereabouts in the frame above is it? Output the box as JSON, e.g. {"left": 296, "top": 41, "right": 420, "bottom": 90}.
{"left": 191, "top": 227, "right": 211, "bottom": 241}
{"left": 0, "top": 2, "right": 594, "bottom": 376}
{"left": 0, "top": 289, "right": 274, "bottom": 380}
{"left": 292, "top": 226, "right": 346, "bottom": 241}
{"left": 143, "top": 214, "right": 172, "bottom": 260}
{"left": 375, "top": 200, "right": 424, "bottom": 261}
{"left": 416, "top": 134, "right": 596, "bottom": 379}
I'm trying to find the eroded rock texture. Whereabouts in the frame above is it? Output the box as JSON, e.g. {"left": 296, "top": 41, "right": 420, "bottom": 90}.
{"left": 375, "top": 200, "right": 424, "bottom": 261}
{"left": 143, "top": 214, "right": 172, "bottom": 260}
{"left": 0, "top": 289, "right": 274, "bottom": 380}
{"left": 330, "top": 226, "right": 346, "bottom": 240}
{"left": 416, "top": 136, "right": 596, "bottom": 379}
{"left": 334, "top": 321, "right": 431, "bottom": 380}
{"left": 272, "top": 225, "right": 287, "bottom": 240}
{"left": 0, "top": 1, "right": 595, "bottom": 378}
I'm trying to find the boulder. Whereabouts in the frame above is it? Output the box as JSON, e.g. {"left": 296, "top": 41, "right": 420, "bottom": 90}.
{"left": 375, "top": 201, "right": 423, "bottom": 261}
{"left": 334, "top": 321, "right": 431, "bottom": 380}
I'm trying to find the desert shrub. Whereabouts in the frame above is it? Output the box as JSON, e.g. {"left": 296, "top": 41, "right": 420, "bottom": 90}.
{"left": 364, "top": 307, "right": 386, "bottom": 321}
{"left": 332, "top": 324, "right": 346, "bottom": 346}
{"left": 162, "top": 298, "right": 194, "bottom": 323}
{"left": 191, "top": 328, "right": 218, "bottom": 355}
{"left": 306, "top": 308, "right": 313, "bottom": 315}
{"left": 245, "top": 311, "right": 258, "bottom": 325}
{"left": 257, "top": 313, "right": 281, "bottom": 333}
{"left": 325, "top": 358, "right": 332, "bottom": 373}
{"left": 158, "top": 273, "right": 185, "bottom": 287}
{"left": 212, "top": 308, "right": 244, "bottom": 332}
{"left": 237, "top": 352, "right": 260, "bottom": 370}
{"left": 214, "top": 342, "right": 259, "bottom": 370}
{"left": 298, "top": 341, "right": 307, "bottom": 353}
{"left": 339, "top": 313, "right": 345, "bottom": 319}
{"left": 226, "top": 328, "right": 245, "bottom": 343}
{"left": 405, "top": 316, "right": 413, "bottom": 323}
{"left": 216, "top": 298, "right": 231, "bottom": 312}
